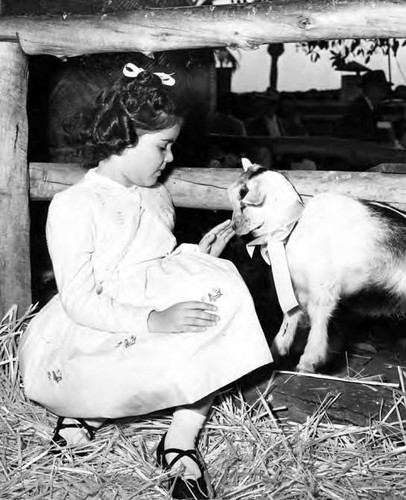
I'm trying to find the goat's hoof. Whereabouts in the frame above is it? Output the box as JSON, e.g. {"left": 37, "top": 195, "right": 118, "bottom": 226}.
{"left": 296, "top": 361, "right": 316, "bottom": 373}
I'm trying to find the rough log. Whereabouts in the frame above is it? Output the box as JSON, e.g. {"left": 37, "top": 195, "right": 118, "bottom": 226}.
{"left": 0, "top": 1, "right": 406, "bottom": 57}
{"left": 209, "top": 134, "right": 406, "bottom": 170}
{"left": 29, "top": 163, "right": 406, "bottom": 211}
{"left": 0, "top": 43, "right": 31, "bottom": 316}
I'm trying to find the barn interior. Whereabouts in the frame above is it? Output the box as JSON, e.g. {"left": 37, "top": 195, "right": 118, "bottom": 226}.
{"left": 22, "top": 1, "right": 406, "bottom": 394}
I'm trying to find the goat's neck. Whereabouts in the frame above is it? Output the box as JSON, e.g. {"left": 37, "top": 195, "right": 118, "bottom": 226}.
{"left": 250, "top": 199, "right": 304, "bottom": 247}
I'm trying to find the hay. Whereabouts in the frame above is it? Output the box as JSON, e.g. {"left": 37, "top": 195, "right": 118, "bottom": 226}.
{"left": 1, "top": 307, "right": 406, "bottom": 499}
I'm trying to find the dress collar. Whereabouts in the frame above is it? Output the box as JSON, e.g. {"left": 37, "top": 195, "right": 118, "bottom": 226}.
{"left": 85, "top": 168, "right": 139, "bottom": 193}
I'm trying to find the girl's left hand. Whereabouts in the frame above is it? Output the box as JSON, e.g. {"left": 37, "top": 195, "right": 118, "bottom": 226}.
{"left": 199, "top": 219, "right": 235, "bottom": 257}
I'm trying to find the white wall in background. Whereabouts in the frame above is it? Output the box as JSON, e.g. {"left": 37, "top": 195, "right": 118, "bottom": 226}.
{"left": 230, "top": 43, "right": 406, "bottom": 93}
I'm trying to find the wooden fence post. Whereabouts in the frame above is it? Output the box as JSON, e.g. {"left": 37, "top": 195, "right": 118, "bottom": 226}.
{"left": 0, "top": 42, "right": 31, "bottom": 316}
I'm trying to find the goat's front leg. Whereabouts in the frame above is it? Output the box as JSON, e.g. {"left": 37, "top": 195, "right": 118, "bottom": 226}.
{"left": 272, "top": 308, "right": 303, "bottom": 357}
{"left": 297, "top": 298, "right": 337, "bottom": 373}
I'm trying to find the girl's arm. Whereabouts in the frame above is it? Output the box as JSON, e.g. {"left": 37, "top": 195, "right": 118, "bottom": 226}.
{"left": 46, "top": 191, "right": 153, "bottom": 334}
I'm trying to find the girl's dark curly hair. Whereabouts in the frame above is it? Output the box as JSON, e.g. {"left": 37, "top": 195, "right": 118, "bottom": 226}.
{"left": 74, "top": 69, "right": 181, "bottom": 167}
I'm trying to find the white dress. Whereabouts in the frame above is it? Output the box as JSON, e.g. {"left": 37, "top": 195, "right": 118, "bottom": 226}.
{"left": 19, "top": 170, "right": 272, "bottom": 419}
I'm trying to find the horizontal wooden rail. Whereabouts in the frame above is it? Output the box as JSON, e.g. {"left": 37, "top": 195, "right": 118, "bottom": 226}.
{"left": 1, "top": 1, "right": 406, "bottom": 57}
{"left": 209, "top": 134, "right": 406, "bottom": 170}
{"left": 29, "top": 163, "right": 406, "bottom": 211}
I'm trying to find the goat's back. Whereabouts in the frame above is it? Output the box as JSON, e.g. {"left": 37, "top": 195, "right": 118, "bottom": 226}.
{"left": 286, "top": 193, "right": 406, "bottom": 309}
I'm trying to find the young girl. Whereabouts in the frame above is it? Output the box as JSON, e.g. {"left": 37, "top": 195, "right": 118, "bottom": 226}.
{"left": 19, "top": 63, "right": 273, "bottom": 499}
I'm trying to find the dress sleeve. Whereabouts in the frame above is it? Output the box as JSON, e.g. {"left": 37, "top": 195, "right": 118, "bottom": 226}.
{"left": 46, "top": 191, "right": 154, "bottom": 333}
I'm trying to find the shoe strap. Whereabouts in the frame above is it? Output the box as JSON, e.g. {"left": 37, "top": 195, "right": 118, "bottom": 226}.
{"left": 54, "top": 417, "right": 97, "bottom": 441}
{"left": 161, "top": 447, "right": 203, "bottom": 472}
{"left": 76, "top": 419, "right": 97, "bottom": 440}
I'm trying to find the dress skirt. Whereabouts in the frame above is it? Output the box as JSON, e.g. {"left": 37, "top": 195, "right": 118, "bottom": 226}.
{"left": 19, "top": 246, "right": 273, "bottom": 419}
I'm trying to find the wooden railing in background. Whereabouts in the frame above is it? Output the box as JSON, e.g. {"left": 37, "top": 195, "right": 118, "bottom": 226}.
{"left": 30, "top": 163, "right": 406, "bottom": 212}
{"left": 209, "top": 135, "right": 406, "bottom": 171}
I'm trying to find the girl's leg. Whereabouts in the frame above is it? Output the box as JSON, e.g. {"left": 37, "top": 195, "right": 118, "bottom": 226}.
{"left": 164, "top": 392, "right": 215, "bottom": 479}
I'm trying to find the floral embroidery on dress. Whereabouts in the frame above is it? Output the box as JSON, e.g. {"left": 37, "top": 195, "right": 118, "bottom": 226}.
{"left": 94, "top": 191, "right": 106, "bottom": 206}
{"left": 201, "top": 287, "right": 223, "bottom": 303}
{"left": 115, "top": 210, "right": 126, "bottom": 225}
{"left": 116, "top": 335, "right": 137, "bottom": 348}
{"left": 47, "top": 369, "right": 63, "bottom": 383}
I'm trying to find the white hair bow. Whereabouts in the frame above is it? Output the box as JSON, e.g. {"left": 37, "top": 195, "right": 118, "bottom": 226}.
{"left": 123, "top": 63, "right": 176, "bottom": 87}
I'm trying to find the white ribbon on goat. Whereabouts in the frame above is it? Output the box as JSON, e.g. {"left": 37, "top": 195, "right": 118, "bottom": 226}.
{"left": 123, "top": 63, "right": 176, "bottom": 87}
{"left": 246, "top": 201, "right": 304, "bottom": 314}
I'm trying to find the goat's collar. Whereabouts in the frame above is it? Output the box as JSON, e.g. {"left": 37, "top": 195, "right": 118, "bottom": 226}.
{"left": 246, "top": 200, "right": 304, "bottom": 251}
{"left": 246, "top": 200, "right": 304, "bottom": 314}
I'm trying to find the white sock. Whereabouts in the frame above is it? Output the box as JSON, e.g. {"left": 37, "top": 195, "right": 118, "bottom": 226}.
{"left": 165, "top": 408, "right": 207, "bottom": 480}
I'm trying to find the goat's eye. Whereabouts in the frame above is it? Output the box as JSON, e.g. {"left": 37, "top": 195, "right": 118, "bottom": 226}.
{"left": 239, "top": 185, "right": 248, "bottom": 199}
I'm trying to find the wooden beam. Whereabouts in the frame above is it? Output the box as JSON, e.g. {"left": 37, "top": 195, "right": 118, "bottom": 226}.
{"left": 209, "top": 134, "right": 406, "bottom": 170}
{"left": 29, "top": 163, "right": 406, "bottom": 211}
{"left": 0, "top": 1, "right": 406, "bottom": 57}
{"left": 0, "top": 43, "right": 31, "bottom": 316}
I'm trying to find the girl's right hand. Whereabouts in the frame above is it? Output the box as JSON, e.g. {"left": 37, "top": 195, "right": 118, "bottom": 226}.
{"left": 148, "top": 301, "right": 219, "bottom": 333}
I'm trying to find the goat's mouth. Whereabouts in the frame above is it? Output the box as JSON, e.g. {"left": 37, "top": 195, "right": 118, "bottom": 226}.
{"left": 250, "top": 221, "right": 265, "bottom": 236}
{"left": 233, "top": 212, "right": 266, "bottom": 235}
{"left": 234, "top": 221, "right": 264, "bottom": 237}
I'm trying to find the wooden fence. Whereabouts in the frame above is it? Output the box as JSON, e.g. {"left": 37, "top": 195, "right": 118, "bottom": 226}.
{"left": 30, "top": 163, "right": 406, "bottom": 211}
{"left": 2, "top": 0, "right": 406, "bottom": 316}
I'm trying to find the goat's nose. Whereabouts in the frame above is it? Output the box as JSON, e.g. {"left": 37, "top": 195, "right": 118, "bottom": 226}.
{"left": 230, "top": 217, "right": 240, "bottom": 231}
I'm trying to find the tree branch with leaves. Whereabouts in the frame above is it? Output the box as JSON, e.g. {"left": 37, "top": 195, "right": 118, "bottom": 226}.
{"left": 300, "top": 38, "right": 405, "bottom": 69}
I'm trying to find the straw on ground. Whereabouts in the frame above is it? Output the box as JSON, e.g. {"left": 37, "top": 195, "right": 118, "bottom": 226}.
{"left": 1, "top": 306, "right": 406, "bottom": 499}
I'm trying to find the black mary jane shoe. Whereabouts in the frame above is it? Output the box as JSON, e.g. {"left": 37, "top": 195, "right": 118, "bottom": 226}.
{"left": 156, "top": 433, "right": 215, "bottom": 500}
{"left": 49, "top": 416, "right": 97, "bottom": 456}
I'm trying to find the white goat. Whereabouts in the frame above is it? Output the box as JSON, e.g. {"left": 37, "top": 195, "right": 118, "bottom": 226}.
{"left": 228, "top": 163, "right": 406, "bottom": 372}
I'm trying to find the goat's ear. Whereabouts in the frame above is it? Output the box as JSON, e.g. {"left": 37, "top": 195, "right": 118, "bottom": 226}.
{"left": 241, "top": 157, "right": 253, "bottom": 172}
{"left": 242, "top": 184, "right": 265, "bottom": 206}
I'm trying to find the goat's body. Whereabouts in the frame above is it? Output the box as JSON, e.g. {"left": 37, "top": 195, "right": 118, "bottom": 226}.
{"left": 288, "top": 193, "right": 406, "bottom": 315}
{"left": 275, "top": 194, "right": 406, "bottom": 371}
{"left": 228, "top": 167, "right": 406, "bottom": 372}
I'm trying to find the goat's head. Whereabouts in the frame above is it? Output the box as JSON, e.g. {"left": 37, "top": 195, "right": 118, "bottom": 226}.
{"left": 227, "top": 160, "right": 303, "bottom": 238}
